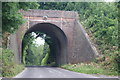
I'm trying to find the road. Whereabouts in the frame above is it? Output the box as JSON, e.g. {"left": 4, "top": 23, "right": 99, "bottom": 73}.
{"left": 15, "top": 67, "right": 98, "bottom": 78}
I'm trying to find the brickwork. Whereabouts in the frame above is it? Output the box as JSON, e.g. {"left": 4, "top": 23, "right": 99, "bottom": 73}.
{"left": 9, "top": 10, "right": 97, "bottom": 64}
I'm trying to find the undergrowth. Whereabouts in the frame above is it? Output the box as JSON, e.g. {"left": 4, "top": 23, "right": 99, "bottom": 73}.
{"left": 61, "top": 62, "right": 118, "bottom": 76}
{"left": 0, "top": 48, "right": 24, "bottom": 77}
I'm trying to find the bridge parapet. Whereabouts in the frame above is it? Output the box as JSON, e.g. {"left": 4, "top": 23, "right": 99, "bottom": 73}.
{"left": 20, "top": 9, "right": 78, "bottom": 19}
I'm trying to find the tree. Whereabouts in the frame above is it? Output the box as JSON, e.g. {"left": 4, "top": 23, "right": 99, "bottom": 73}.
{"left": 38, "top": 2, "right": 68, "bottom": 10}
{"left": 2, "top": 2, "right": 39, "bottom": 48}
{"left": 2, "top": 2, "right": 39, "bottom": 33}
{"left": 22, "top": 33, "right": 35, "bottom": 64}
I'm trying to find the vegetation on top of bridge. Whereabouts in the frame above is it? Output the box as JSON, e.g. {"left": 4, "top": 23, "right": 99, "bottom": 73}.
{"left": 1, "top": 2, "right": 119, "bottom": 77}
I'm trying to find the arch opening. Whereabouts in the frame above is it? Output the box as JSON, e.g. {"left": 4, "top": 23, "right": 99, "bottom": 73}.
{"left": 22, "top": 23, "right": 68, "bottom": 66}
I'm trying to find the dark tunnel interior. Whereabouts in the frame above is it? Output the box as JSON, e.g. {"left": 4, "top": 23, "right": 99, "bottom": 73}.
{"left": 22, "top": 23, "right": 68, "bottom": 66}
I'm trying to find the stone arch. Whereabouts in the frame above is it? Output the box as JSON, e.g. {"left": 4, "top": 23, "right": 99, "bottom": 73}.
{"left": 21, "top": 23, "right": 68, "bottom": 66}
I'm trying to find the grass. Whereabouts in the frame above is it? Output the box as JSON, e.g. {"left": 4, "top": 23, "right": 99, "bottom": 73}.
{"left": 61, "top": 62, "right": 118, "bottom": 76}
{"left": 2, "top": 64, "right": 24, "bottom": 77}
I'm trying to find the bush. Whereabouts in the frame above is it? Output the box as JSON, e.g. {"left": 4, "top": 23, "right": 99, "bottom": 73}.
{"left": 0, "top": 48, "right": 24, "bottom": 77}
{"left": 41, "top": 53, "right": 49, "bottom": 66}
{"left": 61, "top": 62, "right": 118, "bottom": 76}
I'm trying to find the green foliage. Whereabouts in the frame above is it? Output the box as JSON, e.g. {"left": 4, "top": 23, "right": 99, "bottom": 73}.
{"left": 62, "top": 63, "right": 118, "bottom": 76}
{"left": 22, "top": 31, "right": 57, "bottom": 66}
{"left": 22, "top": 33, "right": 35, "bottom": 63}
{"left": 65, "top": 2, "right": 76, "bottom": 11}
{"left": 1, "top": 48, "right": 24, "bottom": 77}
{"left": 2, "top": 48, "right": 14, "bottom": 65}
{"left": 2, "top": 2, "right": 24, "bottom": 33}
{"left": 47, "top": 62, "right": 56, "bottom": 66}
{"left": 24, "top": 44, "right": 44, "bottom": 66}
{"left": 78, "top": 2, "right": 119, "bottom": 73}
{"left": 2, "top": 2, "right": 39, "bottom": 34}
{"left": 22, "top": 32, "right": 55, "bottom": 66}
{"left": 22, "top": 32, "right": 39, "bottom": 65}
{"left": 25, "top": 45, "right": 34, "bottom": 65}
{"left": 39, "top": 2, "right": 67, "bottom": 10}
{"left": 18, "top": 2, "right": 39, "bottom": 10}
{"left": 41, "top": 53, "right": 49, "bottom": 66}
{"left": 22, "top": 33, "right": 35, "bottom": 52}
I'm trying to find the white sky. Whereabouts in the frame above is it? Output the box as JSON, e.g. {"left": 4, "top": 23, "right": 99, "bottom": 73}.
{"left": 32, "top": 32, "right": 45, "bottom": 46}
{"left": 104, "top": 0, "right": 116, "bottom": 2}
{"left": 34, "top": 37, "right": 45, "bottom": 45}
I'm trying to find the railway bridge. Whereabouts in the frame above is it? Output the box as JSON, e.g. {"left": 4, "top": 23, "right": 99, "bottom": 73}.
{"left": 8, "top": 10, "right": 97, "bottom": 65}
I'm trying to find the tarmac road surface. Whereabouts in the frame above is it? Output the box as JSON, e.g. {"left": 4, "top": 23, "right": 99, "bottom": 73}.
{"left": 14, "top": 67, "right": 98, "bottom": 78}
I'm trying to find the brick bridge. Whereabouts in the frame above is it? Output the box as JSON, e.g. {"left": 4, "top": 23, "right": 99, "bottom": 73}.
{"left": 8, "top": 10, "right": 98, "bottom": 65}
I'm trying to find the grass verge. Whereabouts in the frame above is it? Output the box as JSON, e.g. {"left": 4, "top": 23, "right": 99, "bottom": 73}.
{"left": 2, "top": 64, "right": 24, "bottom": 77}
{"left": 61, "top": 62, "right": 118, "bottom": 76}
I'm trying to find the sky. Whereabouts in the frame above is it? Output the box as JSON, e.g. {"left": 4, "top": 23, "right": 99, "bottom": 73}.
{"left": 104, "top": 0, "right": 116, "bottom": 2}
{"left": 32, "top": 32, "right": 45, "bottom": 46}
{"left": 34, "top": 37, "right": 45, "bottom": 45}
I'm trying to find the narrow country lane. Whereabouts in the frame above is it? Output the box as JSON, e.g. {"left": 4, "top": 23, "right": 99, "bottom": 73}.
{"left": 14, "top": 67, "right": 98, "bottom": 78}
